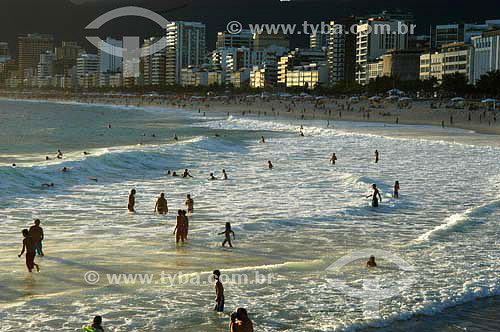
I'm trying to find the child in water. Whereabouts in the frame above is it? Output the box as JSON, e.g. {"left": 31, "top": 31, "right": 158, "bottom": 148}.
{"left": 218, "top": 222, "right": 235, "bottom": 248}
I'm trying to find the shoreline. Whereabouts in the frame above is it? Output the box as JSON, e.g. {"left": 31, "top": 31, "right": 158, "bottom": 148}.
{"left": 1, "top": 92, "right": 499, "bottom": 136}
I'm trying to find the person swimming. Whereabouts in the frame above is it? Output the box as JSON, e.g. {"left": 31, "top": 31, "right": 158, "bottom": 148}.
{"left": 83, "top": 151, "right": 90, "bottom": 155}
{"left": 42, "top": 183, "right": 54, "bottom": 188}
{"left": 182, "top": 169, "right": 193, "bottom": 178}
{"left": 174, "top": 134, "right": 178, "bottom": 141}
{"left": 218, "top": 222, "right": 235, "bottom": 248}
{"left": 367, "top": 184, "right": 382, "bottom": 207}
{"left": 261, "top": 136, "right": 266, "bottom": 143}
{"left": 367, "top": 255, "right": 377, "bottom": 267}
{"left": 128, "top": 189, "right": 136, "bottom": 212}
{"left": 172, "top": 172, "right": 178, "bottom": 177}
{"left": 45, "top": 156, "right": 51, "bottom": 160}
{"left": 83, "top": 315, "right": 105, "bottom": 332}
{"left": 209, "top": 173, "right": 217, "bottom": 180}
{"left": 154, "top": 193, "right": 168, "bottom": 214}
{"left": 393, "top": 181, "right": 400, "bottom": 198}
{"left": 61, "top": 167, "right": 68, "bottom": 172}
{"left": 56, "top": 149, "right": 63, "bottom": 159}
{"left": 268, "top": 161, "right": 273, "bottom": 169}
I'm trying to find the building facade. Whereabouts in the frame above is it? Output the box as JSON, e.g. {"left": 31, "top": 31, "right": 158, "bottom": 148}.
{"left": 470, "top": 29, "right": 500, "bottom": 84}
{"left": 356, "top": 18, "right": 408, "bottom": 85}
{"left": 328, "top": 17, "right": 357, "bottom": 84}
{"left": 165, "top": 21, "right": 207, "bottom": 85}
{"left": 17, "top": 34, "right": 54, "bottom": 77}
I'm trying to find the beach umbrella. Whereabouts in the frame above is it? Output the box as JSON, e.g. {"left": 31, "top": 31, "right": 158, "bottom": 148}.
{"left": 451, "top": 97, "right": 465, "bottom": 102}
{"left": 385, "top": 95, "right": 399, "bottom": 100}
{"left": 398, "top": 97, "right": 412, "bottom": 101}
{"left": 369, "top": 96, "right": 382, "bottom": 101}
{"left": 481, "top": 98, "right": 497, "bottom": 103}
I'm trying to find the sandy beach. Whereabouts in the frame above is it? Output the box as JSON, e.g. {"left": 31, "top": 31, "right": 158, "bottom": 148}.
{"left": 1, "top": 90, "right": 499, "bottom": 136}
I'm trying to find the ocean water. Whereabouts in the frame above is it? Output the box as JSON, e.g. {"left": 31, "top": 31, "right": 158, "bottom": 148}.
{"left": 0, "top": 99, "right": 498, "bottom": 332}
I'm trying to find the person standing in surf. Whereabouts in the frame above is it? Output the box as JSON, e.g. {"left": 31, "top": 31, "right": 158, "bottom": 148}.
{"left": 18, "top": 229, "right": 40, "bottom": 272}
{"left": 330, "top": 153, "right": 337, "bottom": 165}
{"left": 367, "top": 184, "right": 382, "bottom": 207}
{"left": 268, "top": 161, "right": 273, "bottom": 169}
{"left": 185, "top": 194, "right": 194, "bottom": 214}
{"left": 173, "top": 210, "right": 186, "bottom": 244}
{"left": 393, "top": 181, "right": 400, "bottom": 198}
{"left": 128, "top": 189, "right": 136, "bottom": 213}
{"left": 213, "top": 270, "right": 224, "bottom": 312}
{"left": 154, "top": 193, "right": 168, "bottom": 214}
{"left": 29, "top": 219, "right": 44, "bottom": 256}
{"left": 218, "top": 222, "right": 235, "bottom": 248}
{"left": 374, "top": 150, "right": 379, "bottom": 163}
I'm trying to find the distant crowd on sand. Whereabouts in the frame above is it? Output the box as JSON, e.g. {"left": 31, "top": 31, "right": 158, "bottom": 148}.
{"left": 19, "top": 124, "right": 398, "bottom": 331}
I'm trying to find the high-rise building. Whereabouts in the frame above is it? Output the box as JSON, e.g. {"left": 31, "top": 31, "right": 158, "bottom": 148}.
{"left": 328, "top": 17, "right": 357, "bottom": 84}
{"left": 98, "top": 37, "right": 123, "bottom": 74}
{"left": 0, "top": 42, "right": 10, "bottom": 63}
{"left": 17, "top": 34, "right": 54, "bottom": 77}
{"left": 310, "top": 33, "right": 329, "bottom": 50}
{"left": 356, "top": 18, "right": 408, "bottom": 85}
{"left": 470, "top": 29, "right": 500, "bottom": 84}
{"left": 37, "top": 51, "right": 54, "bottom": 78}
{"left": 54, "top": 41, "right": 82, "bottom": 75}
{"left": 143, "top": 36, "right": 166, "bottom": 86}
{"left": 165, "top": 21, "right": 207, "bottom": 85}
{"left": 76, "top": 53, "right": 99, "bottom": 88}
{"left": 431, "top": 20, "right": 500, "bottom": 49}
{"left": 216, "top": 29, "right": 253, "bottom": 49}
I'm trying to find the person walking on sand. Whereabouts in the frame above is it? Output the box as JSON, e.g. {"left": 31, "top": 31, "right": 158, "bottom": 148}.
{"left": 128, "top": 189, "right": 136, "bottom": 212}
{"left": 213, "top": 270, "right": 224, "bottom": 312}
{"left": 393, "top": 181, "right": 400, "bottom": 198}
{"left": 219, "top": 222, "right": 235, "bottom": 248}
{"left": 29, "top": 219, "right": 44, "bottom": 256}
{"left": 330, "top": 153, "right": 337, "bottom": 165}
{"left": 374, "top": 150, "right": 379, "bottom": 163}
{"left": 230, "top": 308, "right": 254, "bottom": 332}
{"left": 367, "top": 184, "right": 382, "bottom": 207}
{"left": 18, "top": 229, "right": 40, "bottom": 272}
{"left": 185, "top": 194, "right": 194, "bottom": 214}
{"left": 154, "top": 193, "right": 168, "bottom": 214}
